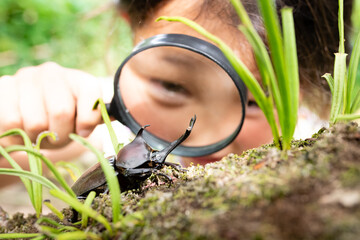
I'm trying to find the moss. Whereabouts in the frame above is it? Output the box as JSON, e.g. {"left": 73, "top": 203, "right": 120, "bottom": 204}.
{"left": 340, "top": 167, "right": 360, "bottom": 187}
{"left": 2, "top": 122, "right": 360, "bottom": 239}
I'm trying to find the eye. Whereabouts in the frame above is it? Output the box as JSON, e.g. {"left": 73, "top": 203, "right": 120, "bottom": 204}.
{"left": 146, "top": 78, "right": 191, "bottom": 106}
{"left": 247, "top": 100, "right": 259, "bottom": 108}
{"left": 151, "top": 79, "right": 189, "bottom": 95}
{"left": 246, "top": 99, "right": 262, "bottom": 117}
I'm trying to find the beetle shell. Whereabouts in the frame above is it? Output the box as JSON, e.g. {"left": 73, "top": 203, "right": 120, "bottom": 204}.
{"left": 71, "top": 156, "right": 116, "bottom": 197}
{"left": 116, "top": 126, "right": 152, "bottom": 169}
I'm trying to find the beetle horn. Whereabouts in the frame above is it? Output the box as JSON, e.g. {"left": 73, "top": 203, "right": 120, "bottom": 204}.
{"left": 154, "top": 115, "right": 196, "bottom": 163}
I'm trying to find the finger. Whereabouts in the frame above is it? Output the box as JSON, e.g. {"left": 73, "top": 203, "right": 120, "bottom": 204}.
{"left": 42, "top": 63, "right": 76, "bottom": 147}
{"left": 0, "top": 76, "right": 24, "bottom": 147}
{"left": 17, "top": 67, "right": 49, "bottom": 143}
{"left": 70, "top": 71, "right": 102, "bottom": 138}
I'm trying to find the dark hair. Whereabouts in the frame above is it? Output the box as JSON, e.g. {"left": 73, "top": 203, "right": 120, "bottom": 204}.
{"left": 118, "top": 0, "right": 354, "bottom": 117}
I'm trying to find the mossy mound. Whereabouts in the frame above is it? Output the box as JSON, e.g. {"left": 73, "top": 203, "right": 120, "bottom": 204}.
{"left": 1, "top": 123, "right": 360, "bottom": 239}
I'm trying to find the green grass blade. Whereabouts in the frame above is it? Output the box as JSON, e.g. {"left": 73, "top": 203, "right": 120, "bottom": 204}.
{"left": 93, "top": 98, "right": 122, "bottom": 153}
{"left": 229, "top": 0, "right": 282, "bottom": 147}
{"left": 0, "top": 233, "right": 40, "bottom": 239}
{"left": 44, "top": 200, "right": 64, "bottom": 221}
{"left": 338, "top": 0, "right": 345, "bottom": 53}
{"left": 351, "top": 88, "right": 360, "bottom": 113}
{"left": 230, "top": 0, "right": 281, "bottom": 107}
{"left": 69, "top": 134, "right": 121, "bottom": 223}
{"left": 238, "top": 26, "right": 282, "bottom": 112}
{"left": 56, "top": 161, "right": 81, "bottom": 182}
{"left": 29, "top": 236, "right": 46, "bottom": 240}
{"left": 257, "top": 0, "right": 286, "bottom": 88}
{"left": 0, "top": 129, "right": 42, "bottom": 215}
{"left": 36, "top": 225, "right": 59, "bottom": 238}
{"left": 35, "top": 131, "right": 57, "bottom": 150}
{"left": 330, "top": 53, "right": 348, "bottom": 123}
{"left": 348, "top": 31, "right": 360, "bottom": 112}
{"left": 36, "top": 217, "right": 80, "bottom": 232}
{"left": 6, "top": 145, "right": 76, "bottom": 197}
{"left": 281, "top": 7, "right": 299, "bottom": 149}
{"left": 336, "top": 113, "right": 360, "bottom": 121}
{"left": 257, "top": 0, "right": 292, "bottom": 148}
{"left": 0, "top": 145, "right": 34, "bottom": 201}
{"left": 322, "top": 73, "right": 335, "bottom": 95}
{"left": 156, "top": 16, "right": 281, "bottom": 148}
{"left": 229, "top": 0, "right": 252, "bottom": 27}
{"left": 82, "top": 191, "right": 96, "bottom": 228}
{"left": 49, "top": 189, "right": 113, "bottom": 235}
{"left": 0, "top": 168, "right": 59, "bottom": 190}
{"left": 56, "top": 231, "right": 101, "bottom": 240}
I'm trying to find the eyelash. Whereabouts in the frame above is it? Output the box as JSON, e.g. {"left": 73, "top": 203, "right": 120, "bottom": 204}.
{"left": 151, "top": 79, "right": 189, "bottom": 95}
{"left": 247, "top": 100, "right": 259, "bottom": 108}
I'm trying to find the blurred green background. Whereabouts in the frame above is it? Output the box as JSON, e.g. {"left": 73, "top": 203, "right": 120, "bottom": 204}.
{"left": 0, "top": 0, "right": 359, "bottom": 77}
{"left": 0, "top": 0, "right": 132, "bottom": 77}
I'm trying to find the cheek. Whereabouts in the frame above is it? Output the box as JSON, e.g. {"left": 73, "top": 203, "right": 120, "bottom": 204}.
{"left": 234, "top": 116, "right": 274, "bottom": 150}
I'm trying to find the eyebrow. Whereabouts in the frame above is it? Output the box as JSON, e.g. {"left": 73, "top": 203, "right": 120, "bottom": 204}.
{"left": 161, "top": 52, "right": 204, "bottom": 68}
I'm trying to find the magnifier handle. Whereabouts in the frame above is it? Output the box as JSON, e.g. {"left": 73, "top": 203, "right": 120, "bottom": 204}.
{"left": 105, "top": 103, "right": 112, "bottom": 116}
{"left": 105, "top": 100, "right": 126, "bottom": 125}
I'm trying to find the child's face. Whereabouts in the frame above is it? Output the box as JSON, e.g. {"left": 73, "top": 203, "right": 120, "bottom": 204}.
{"left": 120, "top": 0, "right": 273, "bottom": 166}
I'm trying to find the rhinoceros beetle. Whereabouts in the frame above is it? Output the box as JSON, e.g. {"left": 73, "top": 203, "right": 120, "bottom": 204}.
{"left": 71, "top": 116, "right": 196, "bottom": 197}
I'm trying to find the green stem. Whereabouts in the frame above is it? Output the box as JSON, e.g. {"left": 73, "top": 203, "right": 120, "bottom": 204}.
{"left": 50, "top": 189, "right": 113, "bottom": 235}
{"left": 70, "top": 134, "right": 121, "bottom": 223}
{"left": 6, "top": 145, "right": 76, "bottom": 197}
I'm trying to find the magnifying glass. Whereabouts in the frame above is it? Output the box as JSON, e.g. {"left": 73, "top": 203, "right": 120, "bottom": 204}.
{"left": 106, "top": 34, "right": 247, "bottom": 157}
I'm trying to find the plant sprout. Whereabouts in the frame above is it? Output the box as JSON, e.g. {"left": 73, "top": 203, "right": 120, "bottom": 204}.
{"left": 43, "top": 200, "right": 65, "bottom": 221}
{"left": 0, "top": 97, "right": 126, "bottom": 238}
{"left": 157, "top": 0, "right": 299, "bottom": 151}
{"left": 0, "top": 129, "right": 45, "bottom": 216}
{"left": 323, "top": 0, "right": 360, "bottom": 123}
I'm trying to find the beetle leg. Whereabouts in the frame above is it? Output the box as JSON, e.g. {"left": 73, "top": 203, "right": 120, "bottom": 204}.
{"left": 154, "top": 172, "right": 173, "bottom": 182}
{"left": 124, "top": 168, "right": 173, "bottom": 182}
{"left": 123, "top": 168, "right": 155, "bottom": 177}
{"left": 164, "top": 162, "right": 187, "bottom": 172}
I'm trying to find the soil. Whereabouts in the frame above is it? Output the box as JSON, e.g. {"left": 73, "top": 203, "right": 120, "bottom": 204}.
{"left": 1, "top": 122, "right": 360, "bottom": 239}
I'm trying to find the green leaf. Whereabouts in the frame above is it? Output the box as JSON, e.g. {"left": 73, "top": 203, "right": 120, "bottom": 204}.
{"left": 322, "top": 73, "right": 335, "bottom": 95}
{"left": 44, "top": 200, "right": 64, "bottom": 221}
{"left": 330, "top": 53, "right": 348, "bottom": 123}
{"left": 351, "top": 88, "right": 360, "bottom": 113}
{"left": 338, "top": 0, "right": 345, "bottom": 53}
{"left": 336, "top": 113, "right": 360, "bottom": 121}
{"left": 6, "top": 145, "right": 76, "bottom": 197}
{"left": 0, "top": 145, "right": 34, "bottom": 202}
{"left": 81, "top": 191, "right": 96, "bottom": 228}
{"left": 50, "top": 189, "right": 113, "bottom": 235}
{"left": 257, "top": 0, "right": 286, "bottom": 96}
{"left": 56, "top": 231, "right": 101, "bottom": 240}
{"left": 35, "top": 131, "right": 57, "bottom": 150}
{"left": 0, "top": 128, "right": 42, "bottom": 216}
{"left": 0, "top": 233, "right": 40, "bottom": 239}
{"left": 93, "top": 98, "right": 122, "bottom": 153}
{"left": 156, "top": 15, "right": 281, "bottom": 148}
{"left": 69, "top": 133, "right": 121, "bottom": 223}
{"left": 56, "top": 161, "right": 81, "bottom": 182}
{"left": 281, "top": 7, "right": 299, "bottom": 149}
{"left": 348, "top": 31, "right": 360, "bottom": 112}
{"left": 0, "top": 168, "right": 59, "bottom": 190}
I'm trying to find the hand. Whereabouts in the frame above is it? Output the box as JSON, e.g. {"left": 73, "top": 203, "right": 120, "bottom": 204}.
{"left": 0, "top": 62, "right": 103, "bottom": 148}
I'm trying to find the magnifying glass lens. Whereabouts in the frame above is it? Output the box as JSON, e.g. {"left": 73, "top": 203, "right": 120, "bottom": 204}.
{"left": 119, "top": 46, "right": 244, "bottom": 147}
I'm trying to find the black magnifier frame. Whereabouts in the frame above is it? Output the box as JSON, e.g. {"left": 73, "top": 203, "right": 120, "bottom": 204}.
{"left": 107, "top": 33, "right": 247, "bottom": 157}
